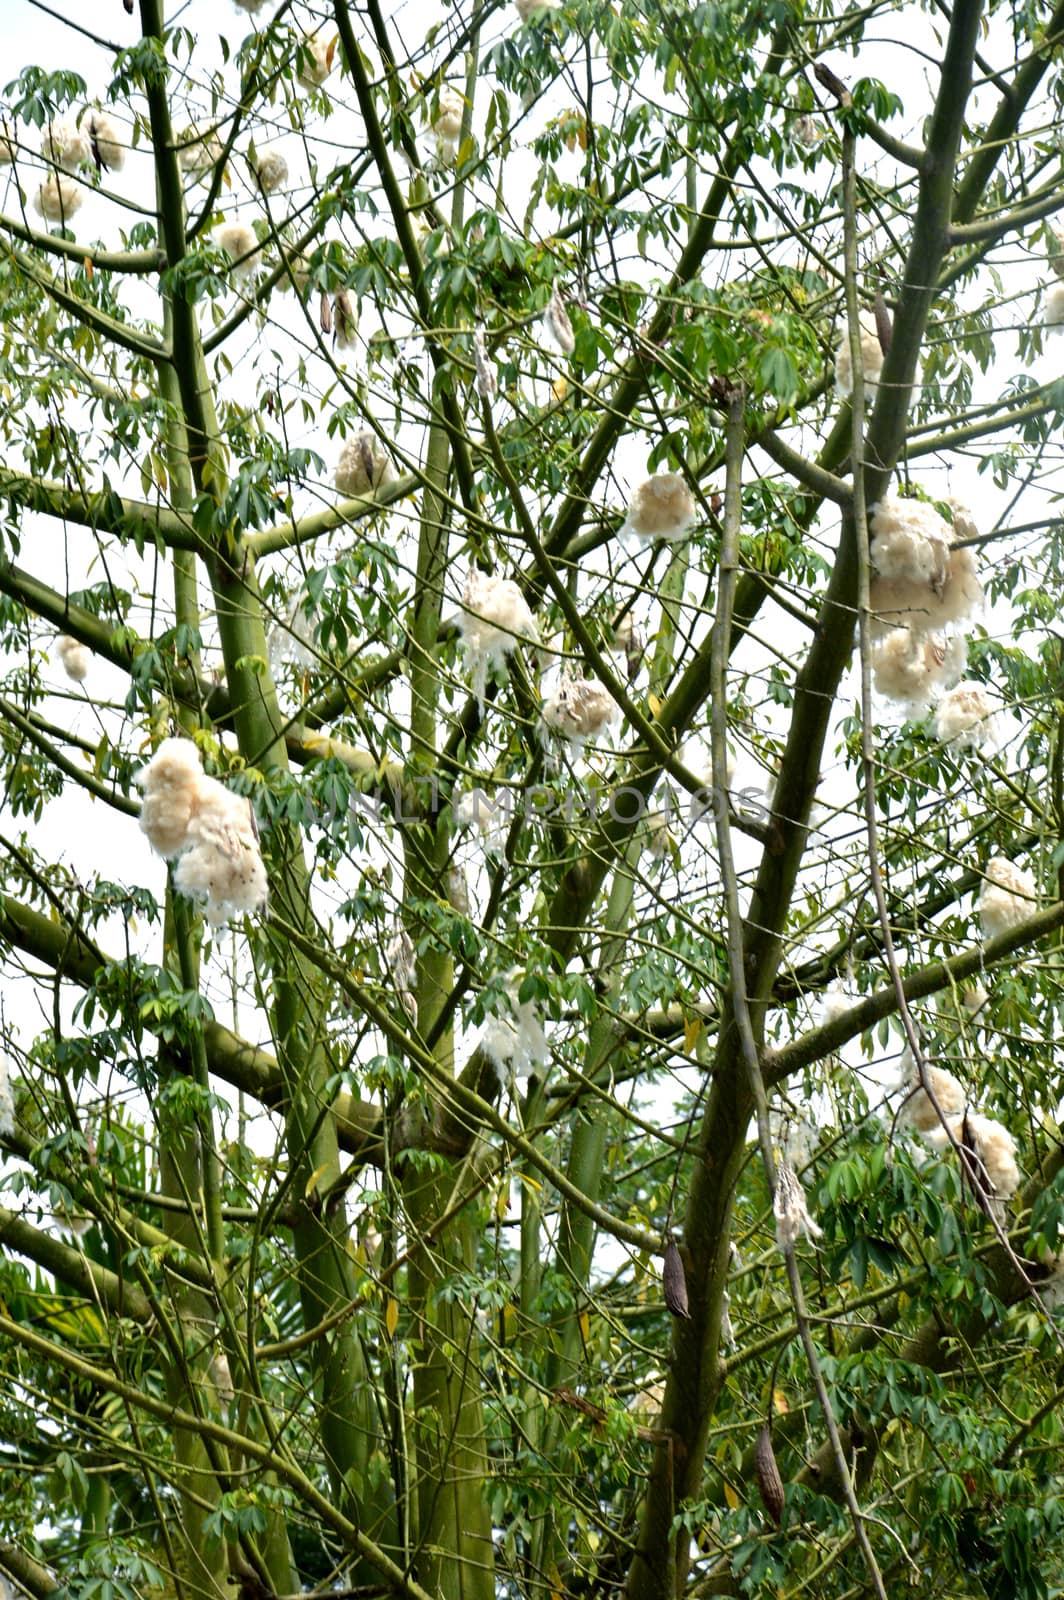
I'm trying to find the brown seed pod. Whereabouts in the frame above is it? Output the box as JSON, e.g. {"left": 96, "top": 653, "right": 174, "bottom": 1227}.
{"left": 319, "top": 290, "right": 332, "bottom": 337}
{"left": 874, "top": 291, "right": 893, "bottom": 355}
{"left": 755, "top": 1424, "right": 785, "bottom": 1527}
{"left": 662, "top": 1237, "right": 690, "bottom": 1319}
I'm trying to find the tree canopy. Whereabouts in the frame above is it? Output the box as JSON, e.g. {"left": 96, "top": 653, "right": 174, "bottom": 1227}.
{"left": 4, "top": 1, "right": 1064, "bottom": 1598}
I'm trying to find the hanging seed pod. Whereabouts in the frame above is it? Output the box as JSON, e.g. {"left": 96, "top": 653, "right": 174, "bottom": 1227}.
{"left": 662, "top": 1237, "right": 690, "bottom": 1319}
{"left": 755, "top": 1424, "right": 785, "bottom": 1527}
{"left": 319, "top": 290, "right": 332, "bottom": 336}
{"left": 873, "top": 291, "right": 893, "bottom": 355}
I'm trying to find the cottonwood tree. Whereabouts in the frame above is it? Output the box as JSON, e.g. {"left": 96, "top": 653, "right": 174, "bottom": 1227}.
{"left": 3, "top": 0, "right": 1064, "bottom": 1597}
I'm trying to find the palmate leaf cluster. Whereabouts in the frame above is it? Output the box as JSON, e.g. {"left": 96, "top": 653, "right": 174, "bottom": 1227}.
{"left": 1, "top": 1, "right": 1064, "bottom": 1599}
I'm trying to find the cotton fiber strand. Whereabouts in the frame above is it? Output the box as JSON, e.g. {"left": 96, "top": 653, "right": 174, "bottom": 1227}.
{"left": 962, "top": 982, "right": 989, "bottom": 1014}
{"left": 434, "top": 87, "right": 464, "bottom": 163}
{"left": 42, "top": 117, "right": 91, "bottom": 172}
{"left": 927, "top": 1111, "right": 1020, "bottom": 1218}
{"left": 233, "top": 0, "right": 269, "bottom": 11}
{"left": 980, "top": 856, "right": 1037, "bottom": 938}
{"left": 773, "top": 1160, "right": 822, "bottom": 1250}
{"left": 178, "top": 125, "right": 224, "bottom": 177}
{"left": 898, "top": 1049, "right": 967, "bottom": 1132}
{"left": 254, "top": 145, "right": 288, "bottom": 194}
{"left": 541, "top": 677, "right": 617, "bottom": 746}
{"left": 624, "top": 473, "right": 697, "bottom": 544}
{"left": 934, "top": 681, "right": 1002, "bottom": 752}
{"left": 55, "top": 634, "right": 89, "bottom": 683}
{"left": 459, "top": 570, "right": 539, "bottom": 709}
{"left": 334, "top": 432, "right": 395, "bottom": 497}
{"left": 297, "top": 34, "right": 335, "bottom": 88}
{"left": 1045, "top": 283, "right": 1064, "bottom": 330}
{"left": 834, "top": 310, "right": 882, "bottom": 398}
{"left": 86, "top": 111, "right": 125, "bottom": 172}
{"left": 217, "top": 220, "right": 260, "bottom": 280}
{"left": 35, "top": 176, "right": 83, "bottom": 223}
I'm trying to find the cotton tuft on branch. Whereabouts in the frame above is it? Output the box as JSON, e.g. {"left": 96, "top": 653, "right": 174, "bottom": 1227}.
{"left": 868, "top": 497, "right": 983, "bottom": 641}
{"left": 55, "top": 634, "right": 89, "bottom": 683}
{"left": 458, "top": 570, "right": 539, "bottom": 710}
{"left": 86, "top": 111, "right": 125, "bottom": 172}
{"left": 541, "top": 677, "right": 617, "bottom": 750}
{"left": 35, "top": 176, "right": 84, "bottom": 223}
{"left": 544, "top": 285, "right": 575, "bottom": 354}
{"left": 979, "top": 856, "right": 1037, "bottom": 938}
{"left": 216, "top": 219, "right": 261, "bottom": 279}
{"left": 773, "top": 1159, "right": 822, "bottom": 1250}
{"left": 834, "top": 309, "right": 883, "bottom": 397}
{"left": 137, "top": 737, "right": 209, "bottom": 859}
{"left": 0, "top": 1056, "right": 14, "bottom": 1139}
{"left": 178, "top": 124, "right": 224, "bottom": 177}
{"left": 334, "top": 431, "right": 395, "bottom": 497}
{"left": 515, "top": 0, "right": 562, "bottom": 18}
{"left": 253, "top": 145, "right": 288, "bottom": 194}
{"left": 479, "top": 973, "right": 550, "bottom": 1083}
{"left": 0, "top": 119, "right": 16, "bottom": 165}
{"left": 1044, "top": 283, "right": 1064, "bottom": 330}
{"left": 41, "top": 118, "right": 91, "bottom": 172}
{"left": 623, "top": 472, "right": 697, "bottom": 544}
{"left": 385, "top": 927, "right": 417, "bottom": 1021}
{"left": 926, "top": 1111, "right": 1020, "bottom": 1221}
{"left": 897, "top": 1048, "right": 967, "bottom": 1132}
{"left": 297, "top": 34, "right": 335, "bottom": 88}
{"left": 934, "top": 680, "right": 1002, "bottom": 752}
{"left": 433, "top": 87, "right": 465, "bottom": 164}
{"left": 870, "top": 629, "right": 965, "bottom": 711}
{"left": 452, "top": 787, "right": 509, "bottom": 857}
{"left": 473, "top": 328, "right": 497, "bottom": 399}
{"left": 332, "top": 290, "right": 358, "bottom": 351}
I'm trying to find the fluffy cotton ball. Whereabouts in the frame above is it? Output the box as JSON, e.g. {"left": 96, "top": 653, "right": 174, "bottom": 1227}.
{"left": 434, "top": 86, "right": 464, "bottom": 163}
{"left": 254, "top": 144, "right": 288, "bottom": 194}
{"left": 137, "top": 737, "right": 204, "bottom": 859}
{"left": 297, "top": 33, "right": 335, "bottom": 88}
{"left": 515, "top": 0, "right": 562, "bottom": 17}
{"left": 178, "top": 124, "right": 224, "bottom": 177}
{"left": 962, "top": 982, "right": 989, "bottom": 1014}
{"left": 898, "top": 1049, "right": 967, "bottom": 1132}
{"left": 480, "top": 973, "right": 550, "bottom": 1081}
{"left": 176, "top": 779, "right": 268, "bottom": 927}
{"left": 86, "top": 111, "right": 125, "bottom": 172}
{"left": 35, "top": 176, "right": 84, "bottom": 223}
{"left": 544, "top": 285, "right": 575, "bottom": 354}
{"left": 870, "top": 496, "right": 951, "bottom": 589}
{"left": 926, "top": 1111, "right": 1020, "bottom": 1216}
{"left": 1045, "top": 283, "right": 1064, "bottom": 330}
{"left": 42, "top": 117, "right": 91, "bottom": 172}
{"left": 385, "top": 927, "right": 417, "bottom": 1021}
{"left": 1047, "top": 225, "right": 1064, "bottom": 282}
{"left": 773, "top": 1160, "right": 822, "bottom": 1250}
{"left": 834, "top": 310, "right": 883, "bottom": 398}
{"left": 459, "top": 570, "right": 539, "bottom": 709}
{"left": 266, "top": 591, "right": 317, "bottom": 669}
{"left": 334, "top": 431, "right": 395, "bottom": 497}
{"left": 625, "top": 473, "right": 697, "bottom": 544}
{"left": 55, "top": 634, "right": 89, "bottom": 683}
{"left": 541, "top": 677, "right": 617, "bottom": 744}
{"left": 934, "top": 681, "right": 1002, "bottom": 752}
{"left": 0, "top": 118, "right": 17, "bottom": 165}
{"left": 871, "top": 629, "right": 965, "bottom": 710}
{"left": 216, "top": 219, "right": 260, "bottom": 279}
{"left": 819, "top": 981, "right": 851, "bottom": 1026}
{"left": 0, "top": 1056, "right": 13, "bottom": 1139}
{"left": 979, "top": 856, "right": 1037, "bottom": 939}
{"left": 869, "top": 550, "right": 983, "bottom": 642}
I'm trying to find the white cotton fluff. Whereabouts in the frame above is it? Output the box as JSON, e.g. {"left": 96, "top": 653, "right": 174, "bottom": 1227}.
{"left": 624, "top": 473, "right": 697, "bottom": 544}
{"left": 334, "top": 431, "right": 395, "bottom": 497}
{"left": 459, "top": 570, "right": 539, "bottom": 709}
{"left": 278, "top": 247, "right": 310, "bottom": 296}
{"left": 297, "top": 34, "right": 335, "bottom": 88}
{"left": 871, "top": 629, "right": 965, "bottom": 711}
{"left": 480, "top": 974, "right": 550, "bottom": 1081}
{"left": 926, "top": 1111, "right": 1020, "bottom": 1215}
{"left": 385, "top": 927, "right": 417, "bottom": 1021}
{"left": 178, "top": 125, "right": 224, "bottom": 177}
{"left": 86, "top": 111, "right": 125, "bottom": 172}
{"left": 217, "top": 219, "right": 260, "bottom": 279}
{"left": 266, "top": 591, "right": 317, "bottom": 669}
{"left": 979, "top": 856, "right": 1037, "bottom": 939}
{"left": 453, "top": 787, "right": 509, "bottom": 856}
{"left": 869, "top": 548, "right": 983, "bottom": 642}
{"left": 773, "top": 1160, "right": 822, "bottom": 1250}
{"left": 1044, "top": 283, "right": 1064, "bottom": 330}
{"left": 934, "top": 681, "right": 1002, "bottom": 752}
{"left": 174, "top": 778, "right": 268, "bottom": 927}
{"left": 55, "top": 634, "right": 89, "bottom": 683}
{"left": 1047, "top": 225, "right": 1064, "bottom": 282}
{"left": 628, "top": 1379, "right": 666, "bottom": 1420}
{"left": 541, "top": 677, "right": 617, "bottom": 745}
{"left": 544, "top": 285, "right": 575, "bottom": 354}
{"left": 473, "top": 328, "right": 496, "bottom": 400}
{"left": 445, "top": 866, "right": 471, "bottom": 915}
{"left": 0, "top": 1056, "right": 14, "bottom": 1139}
{"left": 834, "top": 310, "right": 883, "bottom": 398}
{"left": 138, "top": 738, "right": 268, "bottom": 925}
{"left": 433, "top": 86, "right": 465, "bottom": 164}
{"left": 35, "top": 176, "right": 83, "bottom": 223}
{"left": 332, "top": 289, "right": 358, "bottom": 351}
{"left": 233, "top": 0, "right": 269, "bottom": 11}
{"left": 819, "top": 981, "right": 851, "bottom": 1026}
{"left": 898, "top": 1049, "right": 967, "bottom": 1132}
{"left": 515, "top": 0, "right": 562, "bottom": 17}
{"left": 962, "top": 982, "right": 989, "bottom": 1014}
{"left": 254, "top": 144, "right": 288, "bottom": 194}
{"left": 137, "top": 737, "right": 206, "bottom": 858}
{"left": 869, "top": 496, "right": 951, "bottom": 589}
{"left": 0, "top": 119, "right": 16, "bottom": 165}
{"left": 42, "top": 117, "right": 91, "bottom": 172}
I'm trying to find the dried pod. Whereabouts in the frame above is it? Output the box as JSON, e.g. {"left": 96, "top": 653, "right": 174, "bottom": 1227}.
{"left": 873, "top": 291, "right": 893, "bottom": 355}
{"left": 813, "top": 61, "right": 851, "bottom": 107}
{"left": 662, "top": 1237, "right": 690, "bottom": 1319}
{"left": 755, "top": 1424, "right": 785, "bottom": 1527}
{"left": 319, "top": 290, "right": 332, "bottom": 337}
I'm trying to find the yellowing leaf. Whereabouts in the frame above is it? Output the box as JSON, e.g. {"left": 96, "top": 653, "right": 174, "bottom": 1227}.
{"left": 496, "top": 1182, "right": 510, "bottom": 1221}
{"left": 83, "top": 257, "right": 93, "bottom": 279}
{"left": 385, "top": 1297, "right": 399, "bottom": 1338}
{"left": 552, "top": 374, "right": 568, "bottom": 402}
{"left": 548, "top": 1562, "right": 564, "bottom": 1600}
{"left": 773, "top": 1388, "right": 788, "bottom": 1415}
{"left": 648, "top": 692, "right": 663, "bottom": 719}
{"left": 578, "top": 1309, "right": 590, "bottom": 1345}
{"left": 683, "top": 1016, "right": 702, "bottom": 1055}
{"left": 724, "top": 1482, "right": 739, "bottom": 1509}
{"left": 305, "top": 1162, "right": 330, "bottom": 1198}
